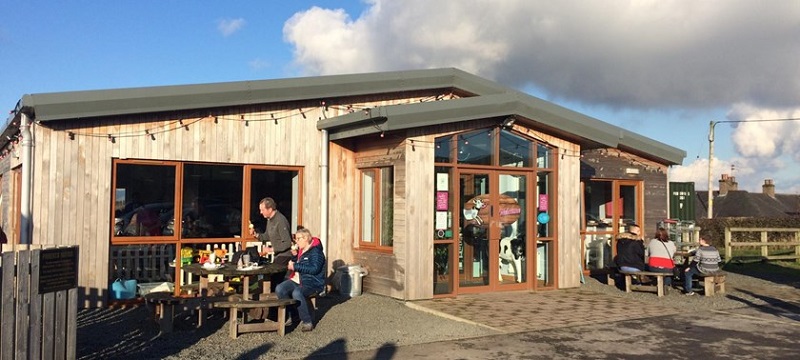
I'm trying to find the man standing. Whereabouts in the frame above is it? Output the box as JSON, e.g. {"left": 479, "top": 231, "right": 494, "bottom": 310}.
{"left": 250, "top": 197, "right": 293, "bottom": 266}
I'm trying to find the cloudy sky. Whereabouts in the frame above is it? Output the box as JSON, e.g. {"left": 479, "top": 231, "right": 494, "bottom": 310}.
{"left": 2, "top": 1, "right": 799, "bottom": 193}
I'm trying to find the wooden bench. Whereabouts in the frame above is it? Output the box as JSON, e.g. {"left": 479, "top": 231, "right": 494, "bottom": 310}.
{"left": 214, "top": 298, "right": 298, "bottom": 338}
{"left": 619, "top": 270, "right": 671, "bottom": 297}
{"left": 696, "top": 271, "right": 726, "bottom": 296}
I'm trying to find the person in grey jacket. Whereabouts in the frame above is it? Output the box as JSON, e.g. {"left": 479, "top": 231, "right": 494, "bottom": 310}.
{"left": 250, "top": 197, "right": 293, "bottom": 266}
{"left": 683, "top": 234, "right": 722, "bottom": 295}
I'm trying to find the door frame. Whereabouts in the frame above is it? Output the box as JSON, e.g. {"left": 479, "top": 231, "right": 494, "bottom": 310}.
{"left": 455, "top": 168, "right": 532, "bottom": 294}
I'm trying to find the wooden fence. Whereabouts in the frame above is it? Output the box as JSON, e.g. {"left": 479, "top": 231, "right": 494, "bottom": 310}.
{"left": 724, "top": 227, "right": 800, "bottom": 263}
{"left": 0, "top": 245, "right": 78, "bottom": 360}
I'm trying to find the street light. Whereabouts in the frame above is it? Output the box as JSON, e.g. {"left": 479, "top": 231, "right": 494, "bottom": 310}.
{"left": 707, "top": 118, "right": 800, "bottom": 219}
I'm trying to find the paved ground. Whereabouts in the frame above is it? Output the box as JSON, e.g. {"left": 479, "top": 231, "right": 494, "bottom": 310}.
{"left": 334, "top": 279, "right": 800, "bottom": 359}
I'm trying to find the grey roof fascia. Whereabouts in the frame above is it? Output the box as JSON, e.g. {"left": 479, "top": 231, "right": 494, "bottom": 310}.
{"left": 320, "top": 93, "right": 684, "bottom": 165}
{"left": 616, "top": 129, "right": 686, "bottom": 165}
{"left": 320, "top": 93, "right": 621, "bottom": 146}
{"left": 16, "top": 68, "right": 509, "bottom": 123}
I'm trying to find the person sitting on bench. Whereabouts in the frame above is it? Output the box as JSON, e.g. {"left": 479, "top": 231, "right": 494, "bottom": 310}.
{"left": 646, "top": 227, "right": 676, "bottom": 287}
{"left": 275, "top": 227, "right": 325, "bottom": 331}
{"left": 614, "top": 223, "right": 646, "bottom": 283}
{"left": 683, "top": 233, "right": 721, "bottom": 295}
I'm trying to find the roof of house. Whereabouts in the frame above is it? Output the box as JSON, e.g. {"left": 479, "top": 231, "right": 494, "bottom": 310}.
{"left": 3, "top": 67, "right": 685, "bottom": 165}
{"left": 695, "top": 190, "right": 800, "bottom": 219}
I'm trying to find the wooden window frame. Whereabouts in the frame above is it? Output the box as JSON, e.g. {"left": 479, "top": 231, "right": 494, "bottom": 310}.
{"left": 359, "top": 166, "right": 394, "bottom": 251}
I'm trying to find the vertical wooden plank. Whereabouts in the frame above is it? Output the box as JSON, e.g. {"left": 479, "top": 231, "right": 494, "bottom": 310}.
{"left": 724, "top": 228, "right": 731, "bottom": 261}
{"left": 15, "top": 247, "right": 31, "bottom": 360}
{"left": 66, "top": 287, "right": 77, "bottom": 360}
{"left": 761, "top": 231, "right": 768, "bottom": 258}
{"left": 41, "top": 291, "right": 55, "bottom": 360}
{"left": 1, "top": 251, "right": 16, "bottom": 360}
{"left": 54, "top": 290, "right": 67, "bottom": 360}
{"left": 29, "top": 248, "right": 43, "bottom": 360}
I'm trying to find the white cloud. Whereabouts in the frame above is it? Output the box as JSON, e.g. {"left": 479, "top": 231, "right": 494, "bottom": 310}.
{"left": 218, "top": 18, "right": 246, "bottom": 37}
{"left": 285, "top": 1, "right": 800, "bottom": 192}
{"left": 248, "top": 58, "right": 270, "bottom": 71}
{"left": 284, "top": 1, "right": 800, "bottom": 109}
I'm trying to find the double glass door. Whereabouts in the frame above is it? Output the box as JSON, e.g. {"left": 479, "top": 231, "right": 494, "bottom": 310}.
{"left": 458, "top": 170, "right": 529, "bottom": 292}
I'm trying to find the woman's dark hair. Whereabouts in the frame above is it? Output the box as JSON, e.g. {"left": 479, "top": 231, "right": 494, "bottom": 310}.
{"left": 655, "top": 227, "right": 670, "bottom": 242}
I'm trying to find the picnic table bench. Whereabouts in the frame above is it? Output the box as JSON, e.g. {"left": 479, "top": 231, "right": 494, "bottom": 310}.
{"left": 694, "top": 271, "right": 727, "bottom": 296}
{"left": 214, "top": 298, "right": 298, "bottom": 338}
{"left": 619, "top": 270, "right": 671, "bottom": 297}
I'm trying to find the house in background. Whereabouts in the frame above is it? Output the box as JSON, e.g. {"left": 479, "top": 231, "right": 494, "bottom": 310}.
{"left": 0, "top": 68, "right": 684, "bottom": 307}
{"left": 696, "top": 175, "right": 800, "bottom": 218}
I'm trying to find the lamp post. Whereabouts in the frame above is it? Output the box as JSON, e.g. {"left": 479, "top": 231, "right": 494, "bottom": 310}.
{"left": 707, "top": 121, "right": 716, "bottom": 219}
{"left": 707, "top": 117, "right": 800, "bottom": 219}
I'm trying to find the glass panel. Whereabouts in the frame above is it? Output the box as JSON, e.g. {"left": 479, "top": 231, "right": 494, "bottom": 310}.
{"left": 584, "top": 233, "right": 613, "bottom": 270}
{"left": 499, "top": 174, "right": 527, "bottom": 284}
{"left": 536, "top": 240, "right": 554, "bottom": 287}
{"left": 459, "top": 173, "right": 490, "bottom": 287}
{"left": 457, "top": 129, "right": 494, "bottom": 166}
{"left": 433, "top": 243, "right": 453, "bottom": 295}
{"left": 433, "top": 167, "right": 454, "bottom": 240}
{"left": 499, "top": 130, "right": 532, "bottom": 167}
{"left": 536, "top": 144, "right": 552, "bottom": 168}
{"left": 379, "top": 167, "right": 394, "bottom": 246}
{"left": 181, "top": 164, "right": 243, "bottom": 238}
{"left": 619, "top": 184, "right": 638, "bottom": 232}
{"left": 434, "top": 136, "right": 452, "bottom": 163}
{"left": 114, "top": 163, "right": 176, "bottom": 237}
{"left": 249, "top": 169, "right": 300, "bottom": 234}
{"left": 361, "top": 170, "right": 375, "bottom": 243}
{"left": 584, "top": 181, "right": 614, "bottom": 229}
{"left": 536, "top": 171, "right": 553, "bottom": 237}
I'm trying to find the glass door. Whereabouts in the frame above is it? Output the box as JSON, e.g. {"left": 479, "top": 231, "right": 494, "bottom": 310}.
{"left": 498, "top": 173, "right": 528, "bottom": 288}
{"left": 458, "top": 171, "right": 492, "bottom": 290}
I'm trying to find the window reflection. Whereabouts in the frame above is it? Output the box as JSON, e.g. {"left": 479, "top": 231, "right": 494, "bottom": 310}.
{"left": 114, "top": 164, "right": 176, "bottom": 237}
{"left": 182, "top": 164, "right": 243, "bottom": 238}
{"left": 457, "top": 129, "right": 494, "bottom": 166}
{"left": 499, "top": 130, "right": 532, "bottom": 167}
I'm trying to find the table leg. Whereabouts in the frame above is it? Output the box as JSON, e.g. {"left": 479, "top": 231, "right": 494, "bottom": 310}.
{"left": 198, "top": 275, "right": 209, "bottom": 327}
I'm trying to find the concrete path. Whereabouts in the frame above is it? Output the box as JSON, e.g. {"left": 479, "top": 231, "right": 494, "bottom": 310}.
{"left": 314, "top": 283, "right": 800, "bottom": 359}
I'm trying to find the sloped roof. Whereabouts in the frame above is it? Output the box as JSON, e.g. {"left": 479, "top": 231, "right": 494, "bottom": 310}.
{"left": 3, "top": 67, "right": 685, "bottom": 165}
{"left": 695, "top": 190, "right": 800, "bottom": 219}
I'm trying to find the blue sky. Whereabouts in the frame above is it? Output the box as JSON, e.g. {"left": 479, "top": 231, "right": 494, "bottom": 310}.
{"left": 2, "top": 1, "right": 799, "bottom": 193}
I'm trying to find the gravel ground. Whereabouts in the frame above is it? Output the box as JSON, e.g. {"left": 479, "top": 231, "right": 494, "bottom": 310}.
{"left": 76, "top": 270, "right": 799, "bottom": 360}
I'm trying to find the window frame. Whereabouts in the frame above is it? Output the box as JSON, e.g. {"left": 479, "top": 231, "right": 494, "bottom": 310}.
{"left": 358, "top": 166, "right": 394, "bottom": 251}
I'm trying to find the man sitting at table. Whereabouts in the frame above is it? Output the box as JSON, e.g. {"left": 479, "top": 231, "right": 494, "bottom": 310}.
{"left": 275, "top": 227, "right": 326, "bottom": 331}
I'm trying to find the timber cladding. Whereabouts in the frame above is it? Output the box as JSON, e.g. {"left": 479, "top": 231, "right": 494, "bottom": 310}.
{"left": 580, "top": 148, "right": 668, "bottom": 236}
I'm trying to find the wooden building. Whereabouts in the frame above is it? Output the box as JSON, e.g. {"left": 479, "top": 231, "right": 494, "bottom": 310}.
{"left": 0, "top": 68, "right": 685, "bottom": 307}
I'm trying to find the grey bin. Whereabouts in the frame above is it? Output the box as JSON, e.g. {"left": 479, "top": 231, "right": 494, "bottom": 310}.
{"left": 337, "top": 265, "right": 368, "bottom": 297}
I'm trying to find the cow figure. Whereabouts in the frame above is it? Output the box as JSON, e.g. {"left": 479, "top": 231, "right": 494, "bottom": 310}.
{"left": 499, "top": 236, "right": 526, "bottom": 283}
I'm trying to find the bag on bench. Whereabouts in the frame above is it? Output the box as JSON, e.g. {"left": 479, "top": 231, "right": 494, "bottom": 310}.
{"left": 231, "top": 246, "right": 262, "bottom": 265}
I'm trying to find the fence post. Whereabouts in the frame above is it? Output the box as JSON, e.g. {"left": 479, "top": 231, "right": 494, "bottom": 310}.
{"left": 760, "top": 231, "right": 769, "bottom": 258}
{"left": 724, "top": 228, "right": 731, "bottom": 262}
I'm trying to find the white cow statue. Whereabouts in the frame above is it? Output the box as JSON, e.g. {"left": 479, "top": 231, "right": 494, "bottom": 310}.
{"left": 499, "top": 236, "right": 525, "bottom": 283}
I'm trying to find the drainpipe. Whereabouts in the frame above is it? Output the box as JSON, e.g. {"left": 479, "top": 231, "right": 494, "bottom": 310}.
{"left": 320, "top": 129, "right": 329, "bottom": 258}
{"left": 20, "top": 112, "right": 33, "bottom": 244}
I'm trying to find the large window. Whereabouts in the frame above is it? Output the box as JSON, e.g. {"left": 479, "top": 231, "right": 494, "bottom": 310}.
{"left": 111, "top": 160, "right": 301, "bottom": 243}
{"left": 360, "top": 167, "right": 394, "bottom": 249}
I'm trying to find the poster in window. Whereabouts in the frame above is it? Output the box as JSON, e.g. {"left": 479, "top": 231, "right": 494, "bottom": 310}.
{"left": 436, "top": 173, "right": 449, "bottom": 191}
{"left": 436, "top": 191, "right": 449, "bottom": 211}
{"left": 538, "top": 194, "right": 548, "bottom": 211}
{"left": 435, "top": 211, "right": 448, "bottom": 230}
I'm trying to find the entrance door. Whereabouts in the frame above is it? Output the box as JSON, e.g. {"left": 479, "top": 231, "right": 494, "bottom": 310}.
{"left": 458, "top": 171, "right": 529, "bottom": 293}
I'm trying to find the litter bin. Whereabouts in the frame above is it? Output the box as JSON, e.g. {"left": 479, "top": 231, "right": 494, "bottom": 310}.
{"left": 337, "top": 265, "right": 368, "bottom": 297}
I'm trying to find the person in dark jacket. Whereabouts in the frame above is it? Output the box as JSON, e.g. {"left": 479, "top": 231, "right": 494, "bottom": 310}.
{"left": 614, "top": 223, "right": 645, "bottom": 272}
{"left": 275, "top": 227, "right": 326, "bottom": 331}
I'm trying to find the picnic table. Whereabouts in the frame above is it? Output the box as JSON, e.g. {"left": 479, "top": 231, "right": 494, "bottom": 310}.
{"left": 182, "top": 262, "right": 287, "bottom": 326}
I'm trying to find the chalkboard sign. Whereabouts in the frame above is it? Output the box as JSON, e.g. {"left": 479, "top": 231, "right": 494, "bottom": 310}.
{"left": 39, "top": 247, "right": 79, "bottom": 294}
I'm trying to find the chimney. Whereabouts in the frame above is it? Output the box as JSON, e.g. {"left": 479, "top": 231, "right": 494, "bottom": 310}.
{"left": 718, "top": 174, "right": 738, "bottom": 196}
{"left": 763, "top": 179, "right": 776, "bottom": 198}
